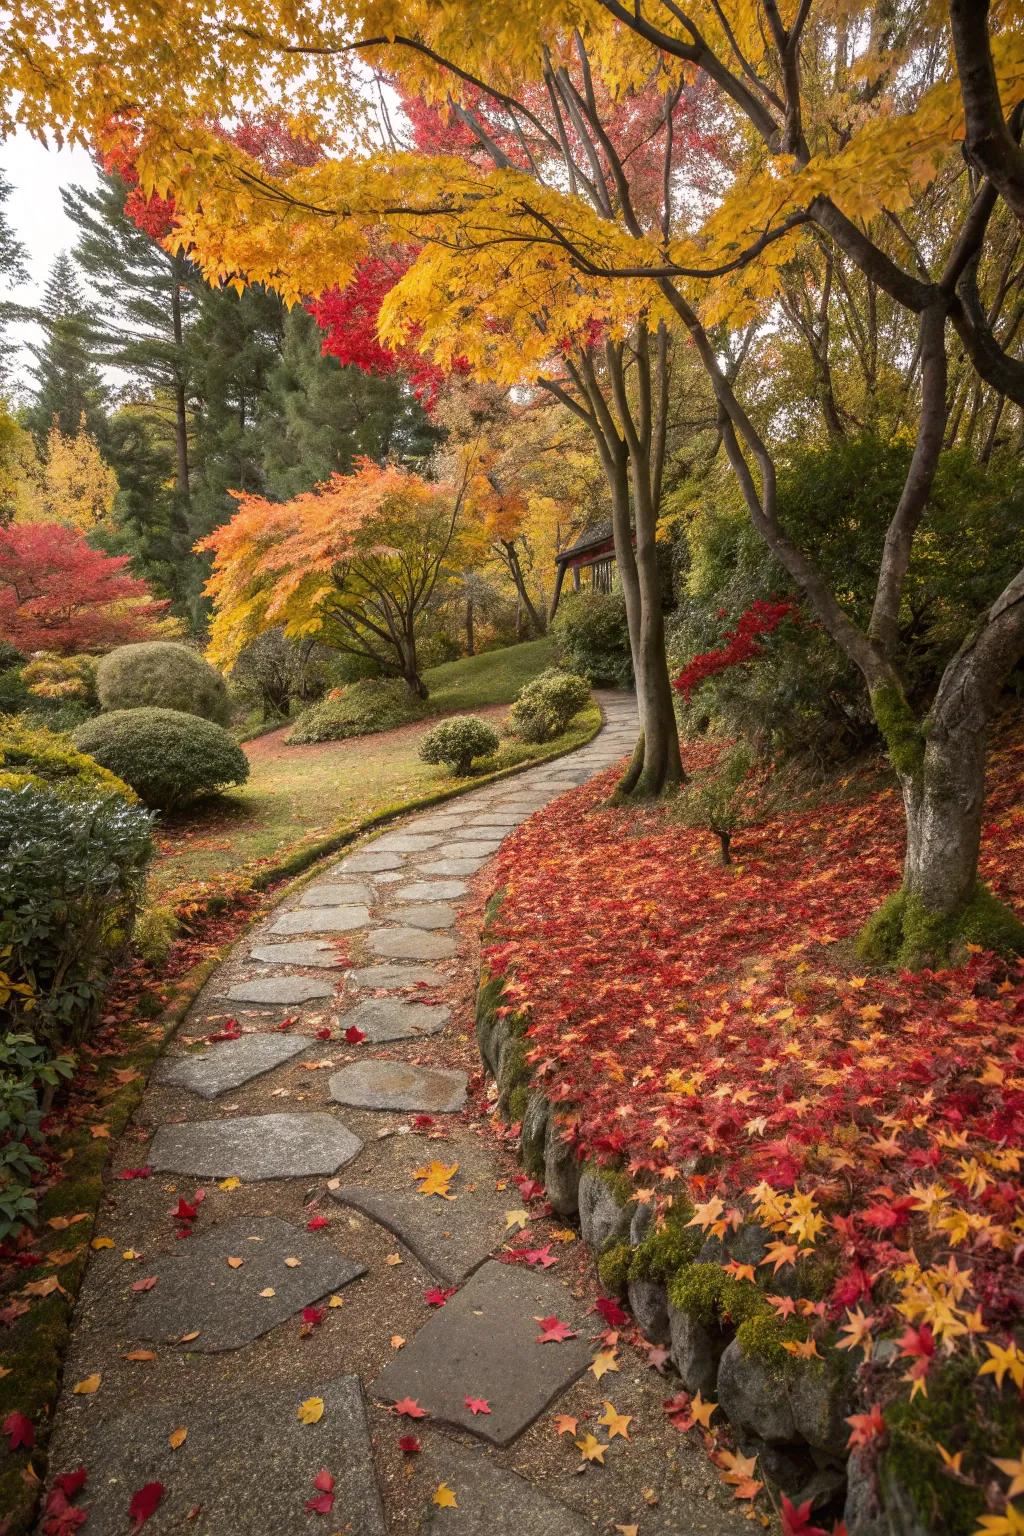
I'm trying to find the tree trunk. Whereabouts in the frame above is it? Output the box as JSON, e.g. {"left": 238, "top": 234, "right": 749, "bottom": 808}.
{"left": 501, "top": 539, "right": 546, "bottom": 636}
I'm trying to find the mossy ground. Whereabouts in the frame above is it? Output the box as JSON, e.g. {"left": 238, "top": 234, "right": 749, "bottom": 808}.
{"left": 858, "top": 881, "right": 1024, "bottom": 969}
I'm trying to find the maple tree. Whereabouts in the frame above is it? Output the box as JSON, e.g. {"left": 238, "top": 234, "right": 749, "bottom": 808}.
{"left": 11, "top": 419, "right": 118, "bottom": 532}
{"left": 0, "top": 522, "right": 169, "bottom": 654}
{"left": 198, "top": 457, "right": 470, "bottom": 697}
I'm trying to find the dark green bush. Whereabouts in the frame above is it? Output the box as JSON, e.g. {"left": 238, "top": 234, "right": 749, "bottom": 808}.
{"left": 74, "top": 708, "right": 249, "bottom": 810}
{"left": 419, "top": 715, "right": 500, "bottom": 775}
{"left": 287, "top": 677, "right": 427, "bottom": 744}
{"left": 507, "top": 668, "right": 591, "bottom": 743}
{"left": 0, "top": 785, "right": 153, "bottom": 1050}
{"left": 0, "top": 718, "right": 135, "bottom": 801}
{"left": 552, "top": 590, "right": 634, "bottom": 688}
{"left": 96, "top": 641, "right": 231, "bottom": 724}
{"left": 229, "top": 629, "right": 329, "bottom": 721}
{"left": 0, "top": 1033, "right": 74, "bottom": 1239}
{"left": 0, "top": 667, "right": 29, "bottom": 716}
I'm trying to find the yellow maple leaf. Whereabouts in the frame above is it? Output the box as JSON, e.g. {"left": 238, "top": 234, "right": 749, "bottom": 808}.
{"left": 575, "top": 1433, "right": 607, "bottom": 1464}
{"left": 168, "top": 1426, "right": 188, "bottom": 1450}
{"left": 414, "top": 1161, "right": 459, "bottom": 1199}
{"left": 73, "top": 1373, "right": 101, "bottom": 1395}
{"left": 590, "top": 1349, "right": 620, "bottom": 1380}
{"left": 297, "top": 1396, "right": 325, "bottom": 1424}
{"left": 432, "top": 1483, "right": 458, "bottom": 1508}
{"left": 597, "top": 1401, "right": 632, "bottom": 1440}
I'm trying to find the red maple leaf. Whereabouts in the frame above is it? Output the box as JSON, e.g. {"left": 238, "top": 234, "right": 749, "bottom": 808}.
{"left": 534, "top": 1315, "right": 577, "bottom": 1343}
{"left": 780, "top": 1497, "right": 832, "bottom": 1536}
{"left": 305, "top": 1469, "right": 335, "bottom": 1514}
{"left": 424, "top": 1286, "right": 457, "bottom": 1307}
{"left": 301, "top": 1305, "right": 326, "bottom": 1328}
{"left": 206, "top": 1019, "right": 241, "bottom": 1043}
{"left": 393, "top": 1397, "right": 428, "bottom": 1418}
{"left": 3, "top": 1411, "right": 35, "bottom": 1451}
{"left": 315, "top": 1027, "right": 333, "bottom": 1041}
{"left": 344, "top": 1026, "right": 366, "bottom": 1044}
{"left": 846, "top": 1403, "right": 886, "bottom": 1451}
{"left": 128, "top": 1481, "right": 164, "bottom": 1530}
{"left": 515, "top": 1176, "right": 546, "bottom": 1202}
{"left": 594, "top": 1296, "right": 630, "bottom": 1327}
{"left": 116, "top": 1167, "right": 152, "bottom": 1181}
{"left": 277, "top": 1016, "right": 298, "bottom": 1032}
{"left": 398, "top": 1435, "right": 422, "bottom": 1454}
{"left": 307, "top": 1215, "right": 329, "bottom": 1231}
{"left": 131, "top": 1276, "right": 158, "bottom": 1293}
{"left": 53, "top": 1470, "right": 88, "bottom": 1500}
{"left": 172, "top": 1197, "right": 198, "bottom": 1224}
{"left": 464, "top": 1396, "right": 491, "bottom": 1415}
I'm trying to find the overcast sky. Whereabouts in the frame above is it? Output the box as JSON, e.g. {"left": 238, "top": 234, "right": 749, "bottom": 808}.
{"left": 1, "top": 131, "right": 100, "bottom": 398}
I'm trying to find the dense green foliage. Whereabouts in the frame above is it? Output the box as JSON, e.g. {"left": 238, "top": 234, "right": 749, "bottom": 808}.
{"left": 552, "top": 589, "right": 634, "bottom": 688}
{"left": 287, "top": 677, "right": 428, "bottom": 743}
{"left": 229, "top": 629, "right": 328, "bottom": 721}
{"left": 0, "top": 717, "right": 134, "bottom": 800}
{"left": 507, "top": 667, "right": 590, "bottom": 743}
{"left": 419, "top": 714, "right": 501, "bottom": 774}
{"left": 0, "top": 784, "right": 152, "bottom": 1048}
{"left": 96, "top": 640, "right": 231, "bottom": 723}
{"left": 0, "top": 1034, "right": 74, "bottom": 1239}
{"left": 25, "top": 253, "right": 108, "bottom": 441}
{"left": 74, "top": 707, "right": 249, "bottom": 809}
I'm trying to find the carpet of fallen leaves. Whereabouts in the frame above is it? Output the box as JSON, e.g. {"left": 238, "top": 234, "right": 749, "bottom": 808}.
{"left": 485, "top": 730, "right": 1024, "bottom": 1534}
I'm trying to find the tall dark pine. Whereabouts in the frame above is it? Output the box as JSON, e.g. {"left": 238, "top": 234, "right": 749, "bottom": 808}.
{"left": 0, "top": 170, "right": 28, "bottom": 395}
{"left": 27, "top": 252, "right": 107, "bottom": 439}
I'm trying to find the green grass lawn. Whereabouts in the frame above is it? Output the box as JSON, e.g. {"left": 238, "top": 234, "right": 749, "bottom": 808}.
{"left": 150, "top": 638, "right": 595, "bottom": 905}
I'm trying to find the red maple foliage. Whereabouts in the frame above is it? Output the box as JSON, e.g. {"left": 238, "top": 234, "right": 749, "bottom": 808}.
{"left": 0, "top": 522, "right": 168, "bottom": 654}
{"left": 673, "top": 598, "right": 797, "bottom": 700}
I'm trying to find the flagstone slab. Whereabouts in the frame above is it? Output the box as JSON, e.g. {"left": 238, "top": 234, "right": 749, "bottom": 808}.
{"left": 329, "top": 1059, "right": 467, "bottom": 1113}
{"left": 44, "top": 1374, "right": 386, "bottom": 1534}
{"left": 374, "top": 831, "right": 445, "bottom": 852}
{"left": 269, "top": 904, "right": 370, "bottom": 936}
{"left": 415, "top": 857, "right": 487, "bottom": 878}
{"left": 329, "top": 1164, "right": 507, "bottom": 1284}
{"left": 148, "top": 1113, "right": 362, "bottom": 1181}
{"left": 347, "top": 963, "right": 447, "bottom": 989}
{"left": 371, "top": 1260, "right": 591, "bottom": 1445}
{"left": 368, "top": 926, "right": 458, "bottom": 961}
{"left": 130, "top": 1216, "right": 365, "bottom": 1351}
{"left": 249, "top": 940, "right": 345, "bottom": 968}
{"left": 440, "top": 840, "right": 502, "bottom": 858}
{"left": 417, "top": 1443, "right": 594, "bottom": 1535}
{"left": 395, "top": 879, "right": 469, "bottom": 902}
{"left": 333, "top": 848, "right": 404, "bottom": 872}
{"left": 397, "top": 903, "right": 458, "bottom": 931}
{"left": 298, "top": 881, "right": 373, "bottom": 906}
{"left": 220, "top": 975, "right": 334, "bottom": 1006}
{"left": 339, "top": 997, "right": 450, "bottom": 1042}
{"left": 158, "top": 1033, "right": 308, "bottom": 1099}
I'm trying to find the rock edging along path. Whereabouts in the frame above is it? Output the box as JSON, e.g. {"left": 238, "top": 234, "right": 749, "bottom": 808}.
{"left": 41, "top": 694, "right": 752, "bottom": 1536}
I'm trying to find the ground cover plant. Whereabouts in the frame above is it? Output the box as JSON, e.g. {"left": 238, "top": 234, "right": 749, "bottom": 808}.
{"left": 483, "top": 728, "right": 1024, "bottom": 1536}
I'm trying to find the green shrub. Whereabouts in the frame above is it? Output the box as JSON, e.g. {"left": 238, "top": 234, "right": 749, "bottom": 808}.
{"left": 507, "top": 668, "right": 591, "bottom": 743}
{"left": 133, "top": 902, "right": 179, "bottom": 965}
{"left": 0, "top": 1034, "right": 74, "bottom": 1239}
{"left": 288, "top": 677, "right": 428, "bottom": 744}
{"left": 419, "top": 715, "right": 500, "bottom": 775}
{"left": 552, "top": 590, "right": 634, "bottom": 688}
{"left": 0, "top": 785, "right": 153, "bottom": 1050}
{"left": 229, "top": 629, "right": 329, "bottom": 721}
{"left": 74, "top": 708, "right": 249, "bottom": 810}
{"left": 0, "top": 718, "right": 135, "bottom": 801}
{"left": 97, "top": 641, "right": 231, "bottom": 724}
{"left": 0, "top": 666, "right": 29, "bottom": 716}
{"left": 21, "top": 653, "right": 99, "bottom": 707}
{"left": 676, "top": 742, "right": 756, "bottom": 865}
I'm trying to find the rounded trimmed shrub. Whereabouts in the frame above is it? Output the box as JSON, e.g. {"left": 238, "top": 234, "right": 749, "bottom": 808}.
{"left": 288, "top": 677, "right": 427, "bottom": 744}
{"left": 0, "top": 717, "right": 135, "bottom": 801}
{"left": 508, "top": 668, "right": 591, "bottom": 743}
{"left": 74, "top": 707, "right": 249, "bottom": 811}
{"left": 419, "top": 715, "right": 500, "bottom": 776}
{"left": 97, "top": 641, "right": 231, "bottom": 724}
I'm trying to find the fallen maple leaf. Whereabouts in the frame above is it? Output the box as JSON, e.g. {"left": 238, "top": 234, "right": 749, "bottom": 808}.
{"left": 424, "top": 1286, "right": 457, "bottom": 1306}
{"left": 464, "top": 1396, "right": 491, "bottom": 1416}
{"left": 54, "top": 1468, "right": 87, "bottom": 1499}
{"left": 116, "top": 1167, "right": 152, "bottom": 1181}
{"left": 575, "top": 1433, "right": 606, "bottom": 1464}
{"left": 590, "top": 1350, "right": 619, "bottom": 1381}
{"left": 72, "top": 1374, "right": 101, "bottom": 1396}
{"left": 535, "top": 1315, "right": 577, "bottom": 1344}
{"left": 301, "top": 1305, "right": 325, "bottom": 1332}
{"left": 172, "top": 1197, "right": 198, "bottom": 1224}
{"left": 128, "top": 1481, "right": 164, "bottom": 1530}
{"left": 3, "top": 1411, "right": 34, "bottom": 1451}
{"left": 306, "top": 1468, "right": 335, "bottom": 1515}
{"left": 594, "top": 1297, "right": 630, "bottom": 1327}
{"left": 297, "top": 1397, "right": 325, "bottom": 1424}
{"left": 553, "top": 1414, "right": 578, "bottom": 1436}
{"left": 277, "top": 1015, "right": 298, "bottom": 1032}
{"left": 598, "top": 1401, "right": 632, "bottom": 1440}
{"left": 344, "top": 1025, "right": 366, "bottom": 1044}
{"left": 432, "top": 1483, "right": 458, "bottom": 1508}
{"left": 307, "top": 1215, "right": 329, "bottom": 1231}
{"left": 414, "top": 1161, "right": 458, "bottom": 1199}
{"left": 168, "top": 1427, "right": 188, "bottom": 1450}
{"left": 218, "top": 1177, "right": 241, "bottom": 1191}
{"left": 393, "top": 1397, "right": 428, "bottom": 1419}
{"left": 315, "top": 1026, "right": 333, "bottom": 1041}
{"left": 397, "top": 1435, "right": 421, "bottom": 1454}
{"left": 504, "top": 1208, "right": 529, "bottom": 1231}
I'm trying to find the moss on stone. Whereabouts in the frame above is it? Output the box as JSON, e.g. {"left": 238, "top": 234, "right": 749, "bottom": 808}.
{"left": 734, "top": 1310, "right": 807, "bottom": 1370}
{"left": 629, "top": 1200, "right": 701, "bottom": 1283}
{"left": 507, "top": 1083, "right": 529, "bottom": 1123}
{"left": 870, "top": 683, "right": 924, "bottom": 780}
{"left": 597, "top": 1238, "right": 632, "bottom": 1296}
{"left": 857, "top": 882, "right": 1024, "bottom": 969}
{"left": 596, "top": 1164, "right": 633, "bottom": 1206}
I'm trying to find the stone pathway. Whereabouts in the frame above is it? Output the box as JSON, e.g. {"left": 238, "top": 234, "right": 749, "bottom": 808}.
{"left": 42, "top": 693, "right": 753, "bottom": 1534}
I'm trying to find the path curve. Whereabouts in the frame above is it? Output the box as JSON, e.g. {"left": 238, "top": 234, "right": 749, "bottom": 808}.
{"left": 42, "top": 693, "right": 752, "bottom": 1536}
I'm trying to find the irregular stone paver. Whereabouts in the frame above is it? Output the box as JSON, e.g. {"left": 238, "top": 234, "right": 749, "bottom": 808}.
{"left": 418, "top": 1443, "right": 594, "bottom": 1535}
{"left": 330, "top": 1150, "right": 508, "bottom": 1283}
{"left": 250, "top": 940, "right": 345, "bottom": 967}
{"left": 339, "top": 997, "right": 450, "bottom": 1042}
{"left": 442, "top": 839, "right": 502, "bottom": 857}
{"left": 373, "top": 831, "right": 444, "bottom": 852}
{"left": 269, "top": 904, "right": 370, "bottom": 935}
{"left": 333, "top": 848, "right": 404, "bottom": 872}
{"left": 220, "top": 975, "right": 334, "bottom": 1006}
{"left": 347, "top": 962, "right": 447, "bottom": 989}
{"left": 416, "top": 857, "right": 487, "bottom": 878}
{"left": 329, "top": 1059, "right": 467, "bottom": 1113}
{"left": 298, "top": 880, "right": 372, "bottom": 905}
{"left": 149, "top": 1113, "right": 362, "bottom": 1181}
{"left": 368, "top": 926, "right": 458, "bottom": 961}
{"left": 394, "top": 879, "right": 468, "bottom": 902}
{"left": 372, "top": 1260, "right": 592, "bottom": 1445}
{"left": 158, "top": 1033, "right": 308, "bottom": 1099}
{"left": 44, "top": 1374, "right": 386, "bottom": 1534}
{"left": 397, "top": 902, "right": 458, "bottom": 931}
{"left": 130, "top": 1217, "right": 366, "bottom": 1351}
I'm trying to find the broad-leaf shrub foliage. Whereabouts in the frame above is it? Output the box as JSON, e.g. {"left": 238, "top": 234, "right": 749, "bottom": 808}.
{"left": 419, "top": 715, "right": 499, "bottom": 776}
{"left": 287, "top": 677, "right": 427, "bottom": 745}
{"left": 74, "top": 708, "right": 250, "bottom": 811}
{"left": 508, "top": 668, "right": 590, "bottom": 744}
{"left": 484, "top": 736, "right": 1024, "bottom": 1501}
{"left": 0, "top": 1034, "right": 73, "bottom": 1240}
{"left": 0, "top": 786, "right": 153, "bottom": 1051}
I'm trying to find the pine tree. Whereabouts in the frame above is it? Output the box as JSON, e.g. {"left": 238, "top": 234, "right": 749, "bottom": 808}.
{"left": 0, "top": 170, "right": 28, "bottom": 396}
{"left": 259, "top": 307, "right": 441, "bottom": 499}
{"left": 27, "top": 253, "right": 107, "bottom": 440}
